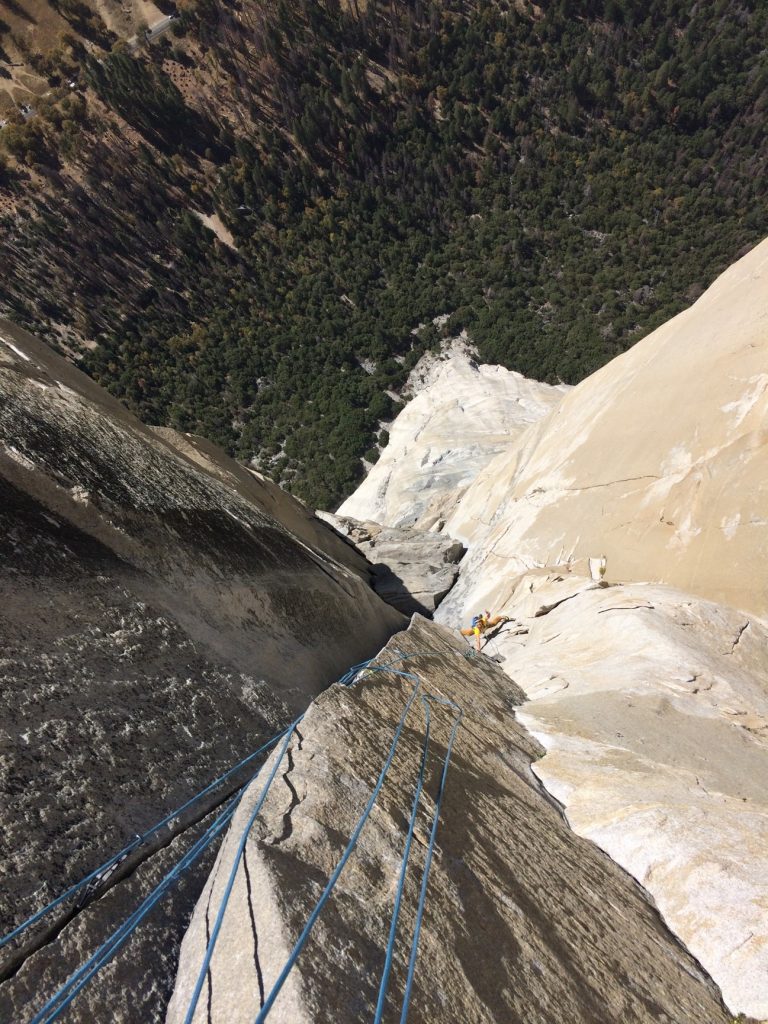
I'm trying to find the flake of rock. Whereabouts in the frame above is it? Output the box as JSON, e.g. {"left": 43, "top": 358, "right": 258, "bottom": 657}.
{"left": 318, "top": 513, "right": 465, "bottom": 615}
{"left": 168, "top": 616, "right": 734, "bottom": 1024}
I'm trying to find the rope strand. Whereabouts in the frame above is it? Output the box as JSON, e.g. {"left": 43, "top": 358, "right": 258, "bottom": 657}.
{"left": 1, "top": 729, "right": 292, "bottom": 952}
{"left": 14, "top": 645, "right": 463, "bottom": 1024}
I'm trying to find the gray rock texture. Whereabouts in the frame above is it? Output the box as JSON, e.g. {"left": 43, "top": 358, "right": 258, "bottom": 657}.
{"left": 318, "top": 513, "right": 465, "bottom": 615}
{"left": 0, "top": 319, "right": 403, "bottom": 1022}
{"left": 168, "top": 616, "right": 735, "bottom": 1024}
{"left": 0, "top": 320, "right": 403, "bottom": 713}
{"left": 149, "top": 427, "right": 368, "bottom": 581}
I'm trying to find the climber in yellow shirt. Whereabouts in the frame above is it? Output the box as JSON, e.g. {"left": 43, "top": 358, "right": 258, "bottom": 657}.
{"left": 461, "top": 610, "right": 509, "bottom": 652}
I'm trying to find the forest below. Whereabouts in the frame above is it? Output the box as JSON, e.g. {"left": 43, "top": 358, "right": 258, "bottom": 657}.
{"left": 0, "top": 0, "right": 765, "bottom": 507}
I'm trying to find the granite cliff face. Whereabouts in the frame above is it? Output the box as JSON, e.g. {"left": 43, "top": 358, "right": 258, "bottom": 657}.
{"left": 442, "top": 238, "right": 768, "bottom": 620}
{"left": 0, "top": 319, "right": 403, "bottom": 710}
{"left": 0, "top": 320, "right": 403, "bottom": 1022}
{"left": 322, "top": 242, "right": 768, "bottom": 1018}
{"left": 337, "top": 338, "right": 568, "bottom": 530}
{"left": 6, "top": 239, "right": 768, "bottom": 1023}
{"left": 168, "top": 616, "right": 733, "bottom": 1024}
{"left": 451, "top": 570, "right": 768, "bottom": 1019}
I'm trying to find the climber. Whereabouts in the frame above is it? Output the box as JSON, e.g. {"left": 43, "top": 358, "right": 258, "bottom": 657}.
{"left": 461, "top": 610, "right": 510, "bottom": 652}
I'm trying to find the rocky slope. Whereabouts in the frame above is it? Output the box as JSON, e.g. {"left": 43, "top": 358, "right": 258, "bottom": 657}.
{"left": 168, "top": 616, "right": 734, "bottom": 1024}
{"left": 337, "top": 339, "right": 568, "bottom": 530}
{"left": 0, "top": 319, "right": 403, "bottom": 1021}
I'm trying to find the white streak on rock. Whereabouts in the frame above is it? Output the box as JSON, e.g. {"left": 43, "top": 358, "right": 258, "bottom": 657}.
{"left": 0, "top": 336, "right": 31, "bottom": 361}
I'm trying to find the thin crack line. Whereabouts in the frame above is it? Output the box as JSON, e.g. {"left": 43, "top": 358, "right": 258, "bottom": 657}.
{"left": 271, "top": 746, "right": 301, "bottom": 847}
{"left": 203, "top": 858, "right": 223, "bottom": 1024}
{"left": 728, "top": 620, "right": 750, "bottom": 654}
{"left": 242, "top": 847, "right": 265, "bottom": 1008}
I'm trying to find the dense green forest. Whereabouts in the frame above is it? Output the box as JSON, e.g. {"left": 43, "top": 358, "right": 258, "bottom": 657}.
{"left": 1, "top": 0, "right": 766, "bottom": 507}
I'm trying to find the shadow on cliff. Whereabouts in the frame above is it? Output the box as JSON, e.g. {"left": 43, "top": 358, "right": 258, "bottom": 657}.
{"left": 369, "top": 562, "right": 458, "bottom": 618}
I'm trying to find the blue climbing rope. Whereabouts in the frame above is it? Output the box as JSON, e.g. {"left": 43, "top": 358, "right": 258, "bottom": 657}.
{"left": 1, "top": 727, "right": 293, "bottom": 952}
{"left": 182, "top": 724, "right": 300, "bottom": 1024}
{"left": 10, "top": 656, "right": 383, "bottom": 1024}
{"left": 15, "top": 645, "right": 464, "bottom": 1024}
{"left": 252, "top": 666, "right": 424, "bottom": 1024}
{"left": 28, "top": 793, "right": 243, "bottom": 1024}
{"left": 246, "top": 649, "right": 464, "bottom": 1024}
{"left": 373, "top": 695, "right": 432, "bottom": 1024}
{"left": 399, "top": 696, "right": 463, "bottom": 1024}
